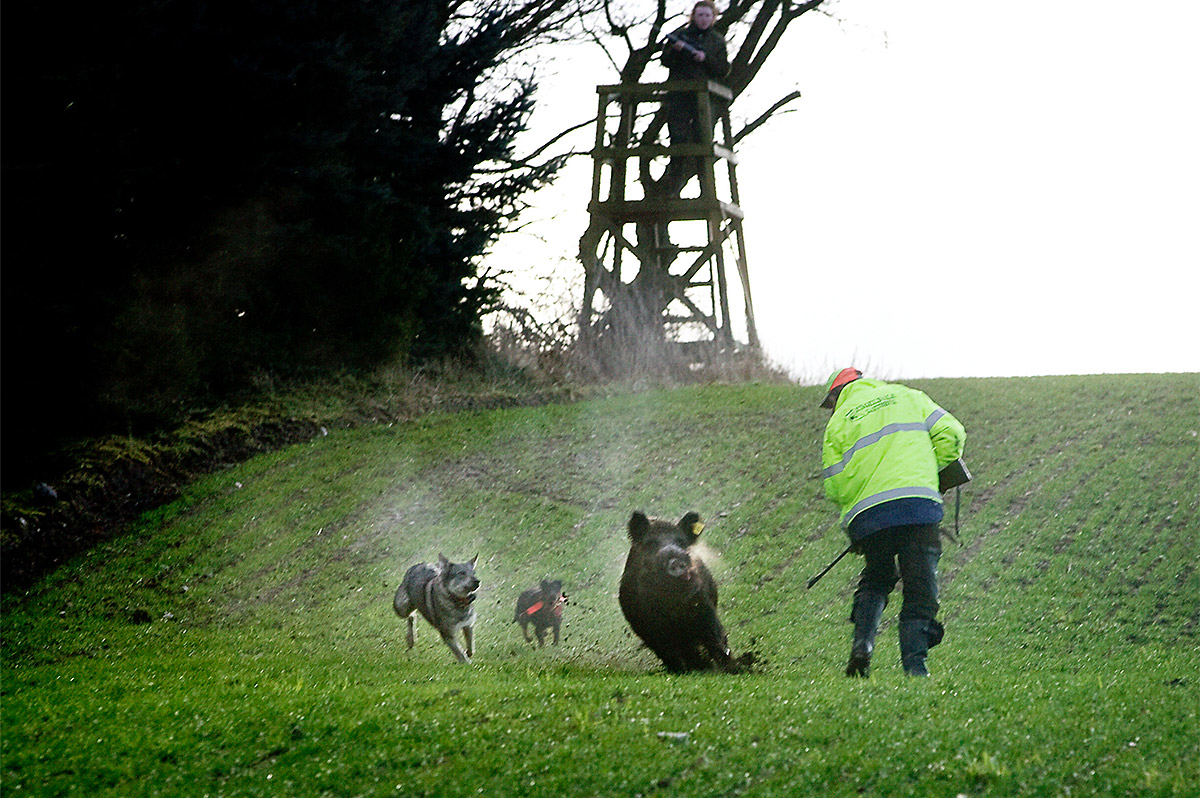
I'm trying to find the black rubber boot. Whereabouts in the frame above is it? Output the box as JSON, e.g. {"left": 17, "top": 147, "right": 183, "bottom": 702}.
{"left": 845, "top": 592, "right": 887, "bottom": 677}
{"left": 899, "top": 619, "right": 943, "bottom": 677}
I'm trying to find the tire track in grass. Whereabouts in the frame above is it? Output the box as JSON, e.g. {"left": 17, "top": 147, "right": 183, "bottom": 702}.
{"left": 941, "top": 420, "right": 1125, "bottom": 595}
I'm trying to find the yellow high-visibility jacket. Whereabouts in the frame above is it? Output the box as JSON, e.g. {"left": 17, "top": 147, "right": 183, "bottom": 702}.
{"left": 822, "top": 379, "right": 966, "bottom": 529}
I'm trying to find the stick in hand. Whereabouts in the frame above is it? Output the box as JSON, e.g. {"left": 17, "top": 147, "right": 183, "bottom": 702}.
{"left": 806, "top": 543, "right": 854, "bottom": 590}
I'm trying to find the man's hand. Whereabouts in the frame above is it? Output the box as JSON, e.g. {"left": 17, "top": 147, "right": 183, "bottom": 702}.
{"left": 693, "top": 51, "right": 706, "bottom": 62}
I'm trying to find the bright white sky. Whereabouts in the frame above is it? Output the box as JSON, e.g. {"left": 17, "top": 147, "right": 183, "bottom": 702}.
{"left": 488, "top": 0, "right": 1200, "bottom": 381}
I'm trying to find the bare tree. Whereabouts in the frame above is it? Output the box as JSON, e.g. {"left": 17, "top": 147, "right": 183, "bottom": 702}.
{"left": 584, "top": 0, "right": 826, "bottom": 115}
{"left": 567, "top": 0, "right": 828, "bottom": 369}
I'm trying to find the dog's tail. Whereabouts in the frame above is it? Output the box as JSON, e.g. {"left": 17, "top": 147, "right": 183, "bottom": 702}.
{"left": 396, "top": 566, "right": 424, "bottom": 614}
{"left": 395, "top": 563, "right": 435, "bottom": 618}
{"left": 394, "top": 577, "right": 416, "bottom": 618}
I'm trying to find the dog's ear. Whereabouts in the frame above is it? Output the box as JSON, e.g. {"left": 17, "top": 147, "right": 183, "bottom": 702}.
{"left": 628, "top": 511, "right": 650, "bottom": 542}
{"left": 678, "top": 512, "right": 703, "bottom": 542}
{"left": 469, "top": 553, "right": 478, "bottom": 566}
{"left": 438, "top": 553, "right": 450, "bottom": 570}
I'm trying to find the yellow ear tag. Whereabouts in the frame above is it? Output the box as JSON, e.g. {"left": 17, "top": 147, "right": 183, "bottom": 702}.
{"left": 692, "top": 522, "right": 704, "bottom": 536}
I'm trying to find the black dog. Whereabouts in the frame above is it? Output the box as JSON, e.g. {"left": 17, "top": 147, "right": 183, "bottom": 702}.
{"left": 514, "top": 579, "right": 566, "bottom": 646}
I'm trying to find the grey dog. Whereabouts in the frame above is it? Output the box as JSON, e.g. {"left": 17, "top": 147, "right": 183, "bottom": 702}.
{"left": 393, "top": 554, "right": 480, "bottom": 663}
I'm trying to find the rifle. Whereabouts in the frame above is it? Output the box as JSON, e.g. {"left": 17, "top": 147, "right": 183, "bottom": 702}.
{"left": 665, "top": 32, "right": 703, "bottom": 59}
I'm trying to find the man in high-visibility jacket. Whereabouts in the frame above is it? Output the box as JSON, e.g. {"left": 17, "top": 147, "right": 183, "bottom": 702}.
{"left": 821, "top": 367, "right": 966, "bottom": 677}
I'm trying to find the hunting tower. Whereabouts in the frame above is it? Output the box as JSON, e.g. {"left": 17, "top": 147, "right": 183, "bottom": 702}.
{"left": 578, "top": 79, "right": 758, "bottom": 361}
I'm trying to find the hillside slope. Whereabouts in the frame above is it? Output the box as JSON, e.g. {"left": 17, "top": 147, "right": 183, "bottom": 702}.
{"left": 3, "top": 373, "right": 1197, "bottom": 797}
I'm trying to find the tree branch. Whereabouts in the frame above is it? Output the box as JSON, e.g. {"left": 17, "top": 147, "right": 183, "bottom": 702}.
{"left": 733, "top": 90, "right": 802, "bottom": 145}
{"left": 520, "top": 116, "right": 597, "bottom": 163}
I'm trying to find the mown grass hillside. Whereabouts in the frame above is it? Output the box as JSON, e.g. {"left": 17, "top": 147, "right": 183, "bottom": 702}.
{"left": 2, "top": 373, "right": 1197, "bottom": 797}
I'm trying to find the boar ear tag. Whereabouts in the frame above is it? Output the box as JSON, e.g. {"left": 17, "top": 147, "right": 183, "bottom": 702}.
{"left": 691, "top": 521, "right": 704, "bottom": 537}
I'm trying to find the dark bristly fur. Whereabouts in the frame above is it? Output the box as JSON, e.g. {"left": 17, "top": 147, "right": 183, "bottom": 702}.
{"left": 393, "top": 553, "right": 480, "bottom": 663}
{"left": 618, "top": 511, "right": 741, "bottom": 673}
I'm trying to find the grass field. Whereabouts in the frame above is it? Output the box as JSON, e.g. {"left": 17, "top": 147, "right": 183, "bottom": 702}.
{"left": 2, "top": 374, "right": 1197, "bottom": 797}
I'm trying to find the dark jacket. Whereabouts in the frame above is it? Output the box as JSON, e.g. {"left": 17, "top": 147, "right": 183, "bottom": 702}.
{"left": 662, "top": 24, "right": 729, "bottom": 82}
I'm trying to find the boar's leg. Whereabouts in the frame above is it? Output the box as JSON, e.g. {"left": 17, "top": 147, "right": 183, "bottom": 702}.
{"left": 648, "top": 641, "right": 690, "bottom": 673}
{"left": 695, "top": 606, "right": 737, "bottom": 672}
{"left": 679, "top": 646, "right": 712, "bottom": 673}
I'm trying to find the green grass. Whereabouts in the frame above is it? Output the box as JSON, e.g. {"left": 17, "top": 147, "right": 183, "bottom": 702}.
{"left": 3, "top": 374, "right": 1197, "bottom": 797}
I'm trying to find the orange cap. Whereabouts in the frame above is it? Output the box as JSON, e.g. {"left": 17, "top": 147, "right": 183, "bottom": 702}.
{"left": 820, "top": 368, "right": 862, "bottom": 408}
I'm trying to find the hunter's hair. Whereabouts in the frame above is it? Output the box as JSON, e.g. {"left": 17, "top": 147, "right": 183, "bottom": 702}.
{"left": 692, "top": 1, "right": 718, "bottom": 16}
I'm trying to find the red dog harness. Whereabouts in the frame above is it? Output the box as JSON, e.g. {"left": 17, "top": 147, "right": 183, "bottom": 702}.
{"left": 525, "top": 596, "right": 565, "bottom": 617}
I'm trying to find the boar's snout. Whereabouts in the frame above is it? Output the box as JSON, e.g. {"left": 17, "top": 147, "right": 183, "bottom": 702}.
{"left": 659, "top": 545, "right": 692, "bottom": 578}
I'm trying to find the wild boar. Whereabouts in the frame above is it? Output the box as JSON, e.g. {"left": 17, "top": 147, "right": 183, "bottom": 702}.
{"left": 514, "top": 579, "right": 567, "bottom": 646}
{"left": 618, "top": 511, "right": 739, "bottom": 673}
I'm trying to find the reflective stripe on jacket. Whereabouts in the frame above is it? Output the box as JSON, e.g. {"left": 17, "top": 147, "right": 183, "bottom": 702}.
{"left": 822, "top": 379, "right": 966, "bottom": 529}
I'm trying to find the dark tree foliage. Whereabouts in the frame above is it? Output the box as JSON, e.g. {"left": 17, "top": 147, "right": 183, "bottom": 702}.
{"left": 1, "top": 0, "right": 566, "bottom": 483}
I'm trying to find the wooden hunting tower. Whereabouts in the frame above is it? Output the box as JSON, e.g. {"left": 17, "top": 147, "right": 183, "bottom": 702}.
{"left": 578, "top": 79, "right": 758, "bottom": 358}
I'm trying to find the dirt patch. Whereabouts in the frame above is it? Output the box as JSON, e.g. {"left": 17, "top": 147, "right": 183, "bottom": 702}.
{"left": 2, "top": 389, "right": 577, "bottom": 596}
{"left": 1, "top": 417, "right": 325, "bottom": 594}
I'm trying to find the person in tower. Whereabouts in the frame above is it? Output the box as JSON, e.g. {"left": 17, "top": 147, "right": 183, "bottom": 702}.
{"left": 658, "top": 0, "right": 730, "bottom": 196}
